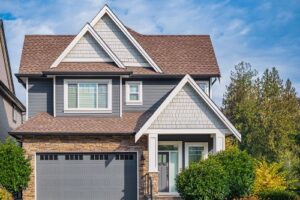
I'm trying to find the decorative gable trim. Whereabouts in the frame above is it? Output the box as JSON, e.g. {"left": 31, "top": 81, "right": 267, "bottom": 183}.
{"left": 135, "top": 74, "right": 242, "bottom": 142}
{"left": 90, "top": 5, "right": 162, "bottom": 73}
{"left": 50, "top": 23, "right": 125, "bottom": 69}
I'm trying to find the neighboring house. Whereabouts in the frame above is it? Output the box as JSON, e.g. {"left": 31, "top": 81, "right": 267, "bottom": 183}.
{"left": 0, "top": 20, "right": 25, "bottom": 142}
{"left": 10, "top": 5, "right": 241, "bottom": 200}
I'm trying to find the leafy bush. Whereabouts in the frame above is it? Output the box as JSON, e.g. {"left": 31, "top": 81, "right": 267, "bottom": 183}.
{"left": 176, "top": 158, "right": 230, "bottom": 200}
{"left": 213, "top": 147, "right": 256, "bottom": 199}
{"left": 254, "top": 160, "right": 288, "bottom": 194}
{"left": 0, "top": 139, "right": 31, "bottom": 193}
{"left": 0, "top": 187, "right": 13, "bottom": 200}
{"left": 258, "top": 189, "right": 298, "bottom": 200}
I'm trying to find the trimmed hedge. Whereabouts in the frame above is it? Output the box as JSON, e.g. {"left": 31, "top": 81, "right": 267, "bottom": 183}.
{"left": 0, "top": 187, "right": 13, "bottom": 200}
{"left": 176, "top": 158, "right": 230, "bottom": 200}
{"left": 213, "top": 147, "right": 256, "bottom": 199}
{"left": 258, "top": 190, "right": 298, "bottom": 200}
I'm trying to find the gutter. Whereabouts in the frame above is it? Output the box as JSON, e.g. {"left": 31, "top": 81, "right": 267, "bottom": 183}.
{"left": 0, "top": 81, "right": 26, "bottom": 112}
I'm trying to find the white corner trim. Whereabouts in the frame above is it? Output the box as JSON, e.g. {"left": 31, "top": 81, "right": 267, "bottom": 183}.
{"left": 50, "top": 23, "right": 125, "bottom": 69}
{"left": 135, "top": 74, "right": 242, "bottom": 142}
{"left": 90, "top": 5, "right": 162, "bottom": 73}
{"left": 25, "top": 77, "right": 28, "bottom": 121}
{"left": 148, "top": 133, "right": 158, "bottom": 172}
{"left": 185, "top": 142, "right": 208, "bottom": 168}
{"left": 53, "top": 76, "right": 56, "bottom": 117}
{"left": 125, "top": 81, "right": 143, "bottom": 105}
{"left": 63, "top": 79, "right": 112, "bottom": 113}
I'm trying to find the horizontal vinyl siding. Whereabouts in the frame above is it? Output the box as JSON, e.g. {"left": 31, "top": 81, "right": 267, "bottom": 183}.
{"left": 123, "top": 78, "right": 179, "bottom": 112}
{"left": 28, "top": 78, "right": 53, "bottom": 117}
{"left": 55, "top": 77, "right": 120, "bottom": 117}
{"left": 122, "top": 78, "right": 210, "bottom": 112}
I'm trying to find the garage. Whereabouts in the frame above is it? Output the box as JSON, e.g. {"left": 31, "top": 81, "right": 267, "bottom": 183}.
{"left": 36, "top": 152, "right": 138, "bottom": 200}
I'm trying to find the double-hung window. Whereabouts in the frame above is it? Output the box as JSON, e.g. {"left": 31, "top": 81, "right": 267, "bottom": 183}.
{"left": 64, "top": 79, "right": 112, "bottom": 113}
{"left": 126, "top": 81, "right": 143, "bottom": 105}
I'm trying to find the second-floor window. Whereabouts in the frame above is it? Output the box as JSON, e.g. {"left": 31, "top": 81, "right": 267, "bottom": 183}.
{"left": 126, "top": 81, "right": 143, "bottom": 105}
{"left": 198, "top": 81, "right": 209, "bottom": 96}
{"left": 64, "top": 79, "right": 112, "bottom": 112}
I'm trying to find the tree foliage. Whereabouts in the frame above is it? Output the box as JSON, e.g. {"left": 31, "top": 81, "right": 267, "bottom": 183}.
{"left": 0, "top": 139, "right": 31, "bottom": 193}
{"left": 223, "top": 62, "right": 299, "bottom": 164}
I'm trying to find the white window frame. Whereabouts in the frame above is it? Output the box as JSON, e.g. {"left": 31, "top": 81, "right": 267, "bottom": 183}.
{"left": 198, "top": 81, "right": 209, "bottom": 96}
{"left": 126, "top": 81, "right": 143, "bottom": 105}
{"left": 185, "top": 142, "right": 208, "bottom": 168}
{"left": 158, "top": 141, "right": 182, "bottom": 195}
{"left": 64, "top": 79, "right": 112, "bottom": 113}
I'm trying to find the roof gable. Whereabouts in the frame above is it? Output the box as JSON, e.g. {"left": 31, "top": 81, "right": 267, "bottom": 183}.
{"left": 135, "top": 74, "right": 241, "bottom": 142}
{"left": 63, "top": 32, "right": 112, "bottom": 62}
{"left": 90, "top": 5, "right": 162, "bottom": 72}
{"left": 50, "top": 23, "right": 124, "bottom": 69}
{"left": 50, "top": 5, "right": 162, "bottom": 73}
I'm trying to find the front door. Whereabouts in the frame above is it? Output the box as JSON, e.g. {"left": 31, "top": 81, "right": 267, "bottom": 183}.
{"left": 158, "top": 152, "right": 169, "bottom": 192}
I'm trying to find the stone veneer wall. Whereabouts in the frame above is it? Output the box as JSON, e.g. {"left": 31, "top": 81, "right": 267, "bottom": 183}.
{"left": 21, "top": 135, "right": 153, "bottom": 200}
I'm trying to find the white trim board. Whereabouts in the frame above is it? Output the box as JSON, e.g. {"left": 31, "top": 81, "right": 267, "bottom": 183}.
{"left": 89, "top": 5, "right": 162, "bottom": 73}
{"left": 50, "top": 23, "right": 124, "bottom": 69}
{"left": 135, "top": 74, "right": 242, "bottom": 142}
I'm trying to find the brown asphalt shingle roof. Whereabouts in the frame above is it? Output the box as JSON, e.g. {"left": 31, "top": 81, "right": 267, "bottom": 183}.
{"left": 19, "top": 28, "right": 220, "bottom": 76}
{"left": 11, "top": 112, "right": 153, "bottom": 136}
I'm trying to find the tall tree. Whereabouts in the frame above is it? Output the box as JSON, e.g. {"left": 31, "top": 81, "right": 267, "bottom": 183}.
{"left": 222, "top": 62, "right": 258, "bottom": 150}
{"left": 223, "top": 64, "right": 299, "bottom": 163}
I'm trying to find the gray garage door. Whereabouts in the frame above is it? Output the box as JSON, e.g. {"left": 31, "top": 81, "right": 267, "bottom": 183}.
{"left": 36, "top": 153, "right": 137, "bottom": 200}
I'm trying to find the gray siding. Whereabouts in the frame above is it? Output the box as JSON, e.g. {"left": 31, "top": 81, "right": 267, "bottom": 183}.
{"left": 55, "top": 77, "right": 120, "bottom": 117}
{"left": 123, "top": 78, "right": 179, "bottom": 112}
{"left": 122, "top": 78, "right": 210, "bottom": 112}
{"left": 28, "top": 78, "right": 53, "bottom": 117}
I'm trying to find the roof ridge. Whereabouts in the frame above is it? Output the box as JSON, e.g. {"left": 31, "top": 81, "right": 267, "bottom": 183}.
{"left": 25, "top": 34, "right": 75, "bottom": 37}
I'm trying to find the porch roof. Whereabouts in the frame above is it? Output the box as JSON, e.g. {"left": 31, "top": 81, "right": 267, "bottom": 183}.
{"left": 10, "top": 111, "right": 152, "bottom": 137}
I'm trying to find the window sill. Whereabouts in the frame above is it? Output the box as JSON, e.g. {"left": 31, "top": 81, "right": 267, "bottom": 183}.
{"left": 158, "top": 192, "right": 180, "bottom": 197}
{"left": 125, "top": 101, "right": 143, "bottom": 106}
{"left": 63, "top": 110, "right": 112, "bottom": 114}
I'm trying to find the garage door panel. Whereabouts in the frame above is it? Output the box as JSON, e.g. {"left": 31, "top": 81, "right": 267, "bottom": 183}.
{"left": 37, "top": 153, "right": 137, "bottom": 200}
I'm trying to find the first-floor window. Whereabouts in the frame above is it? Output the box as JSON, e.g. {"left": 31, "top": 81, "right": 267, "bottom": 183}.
{"left": 65, "top": 79, "right": 112, "bottom": 112}
{"left": 185, "top": 143, "right": 208, "bottom": 167}
{"left": 12, "top": 105, "right": 17, "bottom": 123}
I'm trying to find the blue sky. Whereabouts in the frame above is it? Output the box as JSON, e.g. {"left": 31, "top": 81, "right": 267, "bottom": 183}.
{"left": 1, "top": 0, "right": 299, "bottom": 105}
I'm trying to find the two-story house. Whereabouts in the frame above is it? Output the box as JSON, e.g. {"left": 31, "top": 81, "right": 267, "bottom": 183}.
{"left": 0, "top": 20, "right": 25, "bottom": 141}
{"left": 10, "top": 5, "right": 241, "bottom": 200}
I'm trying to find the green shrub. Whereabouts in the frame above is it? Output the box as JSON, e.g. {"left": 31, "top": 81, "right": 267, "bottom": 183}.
{"left": 0, "top": 187, "right": 13, "bottom": 200}
{"left": 176, "top": 158, "right": 230, "bottom": 200}
{"left": 213, "top": 147, "right": 256, "bottom": 199}
{"left": 0, "top": 138, "right": 31, "bottom": 193}
{"left": 258, "top": 189, "right": 298, "bottom": 200}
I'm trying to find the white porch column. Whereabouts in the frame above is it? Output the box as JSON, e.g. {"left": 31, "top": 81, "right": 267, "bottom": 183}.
{"left": 213, "top": 132, "right": 225, "bottom": 153}
{"left": 148, "top": 133, "right": 158, "bottom": 172}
